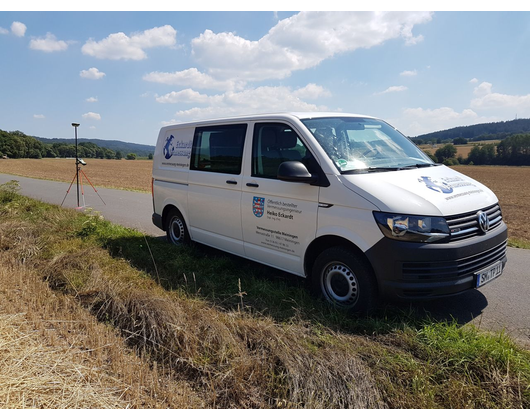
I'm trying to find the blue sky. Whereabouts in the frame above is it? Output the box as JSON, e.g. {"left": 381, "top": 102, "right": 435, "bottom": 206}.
{"left": 1, "top": 4, "right": 530, "bottom": 146}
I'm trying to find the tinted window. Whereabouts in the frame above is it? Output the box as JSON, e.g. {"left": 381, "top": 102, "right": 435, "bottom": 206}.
{"left": 252, "top": 123, "right": 318, "bottom": 179}
{"left": 190, "top": 124, "right": 247, "bottom": 175}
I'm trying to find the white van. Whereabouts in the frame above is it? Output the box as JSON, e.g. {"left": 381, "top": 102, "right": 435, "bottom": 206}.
{"left": 151, "top": 113, "right": 507, "bottom": 312}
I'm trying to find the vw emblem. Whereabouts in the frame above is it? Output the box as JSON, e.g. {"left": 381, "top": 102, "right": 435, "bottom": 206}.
{"left": 477, "top": 211, "right": 490, "bottom": 233}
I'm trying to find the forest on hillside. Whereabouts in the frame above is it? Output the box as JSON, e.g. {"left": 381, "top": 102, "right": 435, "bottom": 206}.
{"left": 411, "top": 118, "right": 530, "bottom": 143}
{"left": 0, "top": 129, "right": 150, "bottom": 160}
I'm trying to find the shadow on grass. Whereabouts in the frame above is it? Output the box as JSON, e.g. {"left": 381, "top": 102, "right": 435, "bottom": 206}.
{"left": 100, "top": 230, "right": 489, "bottom": 334}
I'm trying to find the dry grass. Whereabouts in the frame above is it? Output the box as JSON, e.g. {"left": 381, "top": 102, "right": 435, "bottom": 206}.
{"left": 0, "top": 227, "right": 201, "bottom": 408}
{"left": 0, "top": 158, "right": 153, "bottom": 192}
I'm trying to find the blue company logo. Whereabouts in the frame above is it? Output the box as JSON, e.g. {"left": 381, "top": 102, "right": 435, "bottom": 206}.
{"left": 253, "top": 197, "right": 265, "bottom": 217}
{"left": 163, "top": 135, "right": 175, "bottom": 160}
{"left": 418, "top": 176, "right": 453, "bottom": 194}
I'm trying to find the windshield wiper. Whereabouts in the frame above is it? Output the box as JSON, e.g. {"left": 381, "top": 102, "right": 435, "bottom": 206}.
{"left": 342, "top": 167, "right": 401, "bottom": 174}
{"left": 342, "top": 163, "right": 438, "bottom": 174}
{"left": 398, "top": 163, "right": 439, "bottom": 170}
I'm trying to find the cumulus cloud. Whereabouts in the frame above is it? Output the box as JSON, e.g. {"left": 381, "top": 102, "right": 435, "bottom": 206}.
{"left": 191, "top": 11, "right": 432, "bottom": 82}
{"left": 33, "top": 114, "right": 45, "bottom": 119}
{"left": 156, "top": 89, "right": 210, "bottom": 104}
{"left": 11, "top": 21, "right": 26, "bottom": 37}
{"left": 86, "top": 97, "right": 98, "bottom": 102}
{"left": 82, "top": 25, "right": 177, "bottom": 60}
{"left": 471, "top": 81, "right": 530, "bottom": 110}
{"left": 400, "top": 70, "right": 417, "bottom": 77}
{"left": 144, "top": 68, "right": 242, "bottom": 91}
{"left": 80, "top": 67, "right": 106, "bottom": 80}
{"left": 82, "top": 112, "right": 101, "bottom": 120}
{"left": 160, "top": 84, "right": 329, "bottom": 123}
{"left": 469, "top": 77, "right": 479, "bottom": 83}
{"left": 29, "top": 33, "right": 69, "bottom": 52}
{"left": 0, "top": 27, "right": 8, "bottom": 35}
{"left": 376, "top": 85, "right": 408, "bottom": 95}
{"left": 293, "top": 83, "right": 331, "bottom": 100}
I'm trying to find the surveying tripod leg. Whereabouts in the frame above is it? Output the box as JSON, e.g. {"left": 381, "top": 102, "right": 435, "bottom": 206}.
{"left": 61, "top": 171, "right": 78, "bottom": 207}
{"left": 79, "top": 169, "right": 106, "bottom": 205}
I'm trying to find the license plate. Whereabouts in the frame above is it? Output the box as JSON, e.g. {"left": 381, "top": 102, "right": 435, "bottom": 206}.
{"left": 475, "top": 260, "right": 503, "bottom": 288}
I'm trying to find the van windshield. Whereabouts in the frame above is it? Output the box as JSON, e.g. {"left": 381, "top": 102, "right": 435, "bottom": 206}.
{"left": 301, "top": 117, "right": 434, "bottom": 173}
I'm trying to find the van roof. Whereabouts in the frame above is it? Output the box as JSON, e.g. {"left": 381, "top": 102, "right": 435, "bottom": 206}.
{"left": 161, "top": 112, "right": 378, "bottom": 129}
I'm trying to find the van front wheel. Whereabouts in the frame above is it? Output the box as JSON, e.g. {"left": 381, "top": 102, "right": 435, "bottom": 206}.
{"left": 165, "top": 208, "right": 190, "bottom": 245}
{"left": 312, "top": 247, "right": 378, "bottom": 313}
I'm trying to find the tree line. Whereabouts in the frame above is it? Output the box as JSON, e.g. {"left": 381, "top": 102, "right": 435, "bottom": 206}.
{"left": 411, "top": 117, "right": 530, "bottom": 143}
{"left": 1, "top": 129, "right": 147, "bottom": 160}
{"left": 424, "top": 133, "right": 530, "bottom": 166}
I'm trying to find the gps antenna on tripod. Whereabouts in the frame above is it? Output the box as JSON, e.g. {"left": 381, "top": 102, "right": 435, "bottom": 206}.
{"left": 61, "top": 123, "right": 106, "bottom": 208}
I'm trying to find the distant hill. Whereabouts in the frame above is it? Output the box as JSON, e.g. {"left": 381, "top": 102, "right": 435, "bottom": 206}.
{"left": 35, "top": 136, "right": 155, "bottom": 157}
{"left": 411, "top": 118, "right": 530, "bottom": 143}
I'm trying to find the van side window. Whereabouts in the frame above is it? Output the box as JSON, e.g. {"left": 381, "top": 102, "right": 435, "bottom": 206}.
{"left": 190, "top": 124, "right": 247, "bottom": 175}
{"left": 252, "top": 123, "right": 318, "bottom": 179}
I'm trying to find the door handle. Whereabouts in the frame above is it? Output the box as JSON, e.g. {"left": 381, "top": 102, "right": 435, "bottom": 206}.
{"left": 246, "top": 182, "right": 259, "bottom": 188}
{"left": 226, "top": 180, "right": 237, "bottom": 185}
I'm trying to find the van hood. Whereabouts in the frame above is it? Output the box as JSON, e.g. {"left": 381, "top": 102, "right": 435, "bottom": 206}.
{"left": 339, "top": 165, "right": 498, "bottom": 216}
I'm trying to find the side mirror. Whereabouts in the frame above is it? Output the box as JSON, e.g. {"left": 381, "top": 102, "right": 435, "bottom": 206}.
{"left": 277, "top": 161, "right": 318, "bottom": 184}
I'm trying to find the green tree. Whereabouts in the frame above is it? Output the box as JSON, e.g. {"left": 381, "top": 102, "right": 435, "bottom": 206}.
{"left": 126, "top": 153, "right": 137, "bottom": 160}
{"left": 115, "top": 151, "right": 123, "bottom": 160}
{"left": 434, "top": 144, "right": 457, "bottom": 163}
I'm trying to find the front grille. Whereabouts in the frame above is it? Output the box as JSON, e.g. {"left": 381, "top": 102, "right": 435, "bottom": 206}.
{"left": 402, "top": 240, "right": 507, "bottom": 282}
{"left": 446, "top": 203, "right": 503, "bottom": 242}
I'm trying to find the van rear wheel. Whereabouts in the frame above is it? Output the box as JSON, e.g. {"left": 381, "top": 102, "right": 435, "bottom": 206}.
{"left": 312, "top": 247, "right": 378, "bottom": 313}
{"left": 165, "top": 208, "right": 190, "bottom": 245}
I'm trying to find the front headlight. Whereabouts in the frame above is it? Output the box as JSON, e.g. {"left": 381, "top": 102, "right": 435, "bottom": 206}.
{"left": 373, "top": 212, "right": 450, "bottom": 243}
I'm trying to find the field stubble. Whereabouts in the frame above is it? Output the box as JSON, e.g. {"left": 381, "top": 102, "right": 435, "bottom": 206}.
{"left": 1, "top": 159, "right": 529, "bottom": 243}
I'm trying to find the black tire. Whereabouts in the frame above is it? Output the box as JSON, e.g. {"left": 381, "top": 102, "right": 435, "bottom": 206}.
{"left": 165, "top": 208, "right": 190, "bottom": 245}
{"left": 311, "top": 247, "right": 378, "bottom": 313}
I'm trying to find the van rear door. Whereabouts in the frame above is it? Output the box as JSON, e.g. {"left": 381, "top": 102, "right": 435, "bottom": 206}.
{"left": 187, "top": 124, "right": 248, "bottom": 256}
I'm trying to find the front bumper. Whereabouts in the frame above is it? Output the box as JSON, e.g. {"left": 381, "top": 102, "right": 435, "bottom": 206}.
{"left": 365, "top": 221, "right": 508, "bottom": 299}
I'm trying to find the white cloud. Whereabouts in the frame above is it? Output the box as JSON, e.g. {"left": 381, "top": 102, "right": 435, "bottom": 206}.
{"left": 400, "top": 70, "right": 417, "bottom": 77}
{"left": 161, "top": 84, "right": 329, "bottom": 123}
{"left": 11, "top": 21, "right": 26, "bottom": 37}
{"left": 191, "top": 11, "right": 432, "bottom": 82}
{"left": 81, "top": 25, "right": 177, "bottom": 60}
{"left": 86, "top": 97, "right": 98, "bottom": 102}
{"left": 470, "top": 81, "right": 530, "bottom": 111}
{"left": 29, "top": 33, "right": 69, "bottom": 52}
{"left": 376, "top": 86, "right": 408, "bottom": 95}
{"left": 293, "top": 83, "right": 331, "bottom": 100}
{"left": 469, "top": 77, "right": 479, "bottom": 84}
{"left": 82, "top": 112, "right": 101, "bottom": 120}
{"left": 80, "top": 67, "right": 106, "bottom": 80}
{"left": 156, "top": 89, "right": 210, "bottom": 104}
{"left": 0, "top": 27, "right": 8, "bottom": 35}
{"left": 144, "top": 68, "right": 242, "bottom": 91}
{"left": 401, "top": 107, "right": 483, "bottom": 136}
{"left": 33, "top": 114, "right": 45, "bottom": 119}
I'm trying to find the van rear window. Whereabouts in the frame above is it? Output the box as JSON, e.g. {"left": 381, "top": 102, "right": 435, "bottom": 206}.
{"left": 190, "top": 124, "right": 247, "bottom": 175}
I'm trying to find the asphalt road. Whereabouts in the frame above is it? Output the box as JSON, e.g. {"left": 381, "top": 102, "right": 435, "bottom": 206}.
{"left": 1, "top": 173, "right": 529, "bottom": 346}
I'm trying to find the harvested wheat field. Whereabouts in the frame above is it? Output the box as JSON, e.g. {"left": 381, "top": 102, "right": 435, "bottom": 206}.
{"left": 0, "top": 159, "right": 528, "bottom": 243}
{"left": 0, "top": 158, "right": 153, "bottom": 192}
{"left": 454, "top": 166, "right": 530, "bottom": 243}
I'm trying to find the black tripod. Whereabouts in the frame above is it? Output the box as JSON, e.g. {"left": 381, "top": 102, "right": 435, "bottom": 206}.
{"left": 60, "top": 123, "right": 105, "bottom": 208}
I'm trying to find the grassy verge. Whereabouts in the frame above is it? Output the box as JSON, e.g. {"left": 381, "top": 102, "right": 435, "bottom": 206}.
{"left": 1, "top": 180, "right": 529, "bottom": 408}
